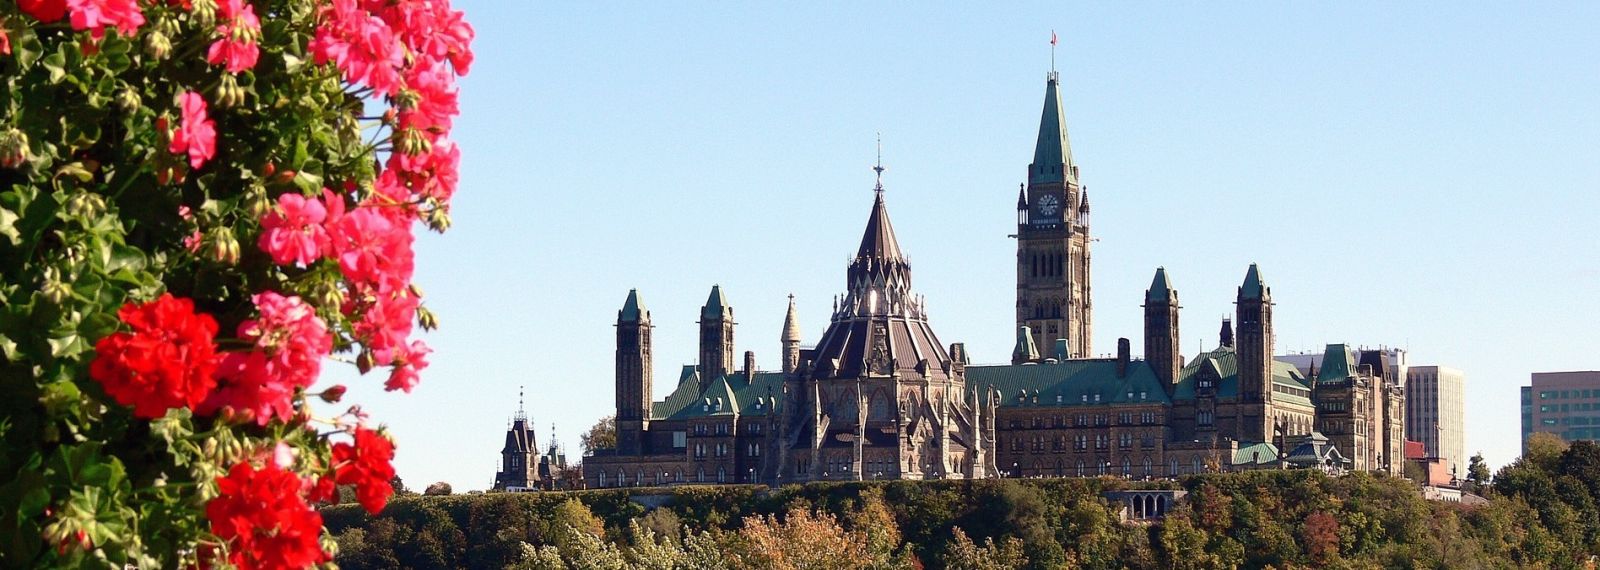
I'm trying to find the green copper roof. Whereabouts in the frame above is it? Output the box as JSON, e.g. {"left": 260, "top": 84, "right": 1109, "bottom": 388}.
{"left": 651, "top": 370, "right": 784, "bottom": 421}
{"left": 1013, "top": 325, "right": 1040, "bottom": 362}
{"left": 1029, "top": 74, "right": 1076, "bottom": 185}
{"left": 702, "top": 285, "right": 730, "bottom": 319}
{"left": 1233, "top": 442, "right": 1280, "bottom": 466}
{"left": 970, "top": 359, "right": 1171, "bottom": 408}
{"left": 1169, "top": 347, "right": 1313, "bottom": 407}
{"left": 619, "top": 289, "right": 646, "bottom": 322}
{"left": 1146, "top": 267, "right": 1173, "bottom": 303}
{"left": 1240, "top": 264, "right": 1266, "bottom": 300}
{"left": 1316, "top": 344, "right": 1355, "bottom": 383}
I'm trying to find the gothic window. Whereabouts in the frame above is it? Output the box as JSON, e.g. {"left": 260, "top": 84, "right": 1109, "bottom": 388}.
{"left": 675, "top": 469, "right": 684, "bottom": 482}
{"left": 1122, "top": 459, "right": 1131, "bottom": 477}
{"left": 697, "top": 468, "right": 705, "bottom": 483}
{"left": 598, "top": 471, "right": 607, "bottom": 487}
{"left": 717, "top": 467, "right": 726, "bottom": 483}
{"left": 1055, "top": 459, "right": 1064, "bottom": 476}
{"left": 617, "top": 469, "right": 627, "bottom": 487}
{"left": 1170, "top": 458, "right": 1180, "bottom": 476}
{"left": 1193, "top": 457, "right": 1203, "bottom": 474}
{"left": 1143, "top": 457, "right": 1152, "bottom": 477}
{"left": 1076, "top": 461, "right": 1085, "bottom": 477}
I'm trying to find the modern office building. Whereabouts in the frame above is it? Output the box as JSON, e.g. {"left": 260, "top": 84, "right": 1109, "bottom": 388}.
{"left": 1406, "top": 366, "right": 1465, "bottom": 475}
{"left": 1522, "top": 371, "right": 1600, "bottom": 452}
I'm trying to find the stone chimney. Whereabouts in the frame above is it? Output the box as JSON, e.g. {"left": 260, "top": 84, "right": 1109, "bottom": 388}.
{"left": 1116, "top": 338, "right": 1131, "bottom": 378}
{"left": 744, "top": 350, "right": 757, "bottom": 378}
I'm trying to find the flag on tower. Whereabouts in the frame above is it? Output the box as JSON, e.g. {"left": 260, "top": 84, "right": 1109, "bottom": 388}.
{"left": 1051, "top": 30, "right": 1058, "bottom": 46}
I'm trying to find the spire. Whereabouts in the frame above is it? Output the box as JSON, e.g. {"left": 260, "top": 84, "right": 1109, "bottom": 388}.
{"left": 1029, "top": 73, "right": 1076, "bottom": 185}
{"left": 1240, "top": 263, "right": 1267, "bottom": 300}
{"left": 782, "top": 294, "right": 801, "bottom": 342}
{"left": 619, "top": 289, "right": 647, "bottom": 322}
{"left": 702, "top": 285, "right": 731, "bottom": 319}
{"left": 514, "top": 385, "right": 527, "bottom": 422}
{"left": 1016, "top": 183, "right": 1027, "bottom": 210}
{"left": 1078, "top": 190, "right": 1089, "bottom": 212}
{"left": 1145, "top": 267, "right": 1173, "bottom": 302}
{"left": 855, "top": 143, "right": 904, "bottom": 262}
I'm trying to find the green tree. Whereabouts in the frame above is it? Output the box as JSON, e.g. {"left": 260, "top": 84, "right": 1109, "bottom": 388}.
{"left": 1466, "top": 452, "right": 1492, "bottom": 493}
{"left": 582, "top": 416, "right": 618, "bottom": 454}
{"left": 1523, "top": 432, "right": 1569, "bottom": 473}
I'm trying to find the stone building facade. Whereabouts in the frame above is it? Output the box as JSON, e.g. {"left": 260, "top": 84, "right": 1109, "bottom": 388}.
{"left": 493, "top": 399, "right": 570, "bottom": 491}
{"left": 579, "top": 69, "right": 1404, "bottom": 487}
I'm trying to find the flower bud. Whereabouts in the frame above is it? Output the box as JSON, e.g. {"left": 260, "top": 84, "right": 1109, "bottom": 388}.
{"left": 206, "top": 227, "right": 240, "bottom": 265}
{"left": 215, "top": 74, "right": 245, "bottom": 108}
{"left": 425, "top": 205, "right": 452, "bottom": 232}
{"left": 115, "top": 87, "right": 140, "bottom": 113}
{"left": 356, "top": 350, "right": 374, "bottom": 375}
{"left": 202, "top": 437, "right": 219, "bottom": 459}
{"left": 144, "top": 31, "right": 171, "bottom": 60}
{"left": 313, "top": 280, "right": 345, "bottom": 310}
{"left": 41, "top": 267, "right": 72, "bottom": 305}
{"left": 191, "top": 0, "right": 218, "bottom": 29}
{"left": 0, "top": 128, "right": 29, "bottom": 169}
{"left": 395, "top": 127, "right": 431, "bottom": 156}
{"left": 65, "top": 191, "right": 107, "bottom": 220}
{"left": 417, "top": 305, "right": 438, "bottom": 331}
{"left": 319, "top": 385, "right": 348, "bottom": 403}
{"left": 244, "top": 184, "right": 271, "bottom": 219}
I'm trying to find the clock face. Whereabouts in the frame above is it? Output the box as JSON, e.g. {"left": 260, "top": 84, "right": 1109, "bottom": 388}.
{"left": 1036, "top": 194, "right": 1061, "bottom": 217}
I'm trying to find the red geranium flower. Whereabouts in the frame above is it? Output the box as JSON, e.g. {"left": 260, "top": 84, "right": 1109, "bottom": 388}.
{"left": 206, "top": 462, "right": 329, "bottom": 570}
{"left": 206, "top": 0, "right": 261, "bottom": 73}
{"left": 17, "top": 0, "right": 68, "bottom": 23}
{"left": 89, "top": 294, "right": 219, "bottom": 419}
{"left": 332, "top": 427, "right": 395, "bottom": 514}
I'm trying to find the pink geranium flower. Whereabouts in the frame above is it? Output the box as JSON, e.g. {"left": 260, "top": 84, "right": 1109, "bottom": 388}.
{"left": 206, "top": 0, "right": 261, "bottom": 73}
{"left": 308, "top": 0, "right": 404, "bottom": 95}
{"left": 65, "top": 0, "right": 145, "bottom": 39}
{"left": 169, "top": 92, "right": 216, "bottom": 169}
{"left": 203, "top": 292, "right": 333, "bottom": 425}
{"left": 258, "top": 193, "right": 330, "bottom": 267}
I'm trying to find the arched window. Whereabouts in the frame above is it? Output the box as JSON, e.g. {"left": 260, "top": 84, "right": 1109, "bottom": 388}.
{"left": 1122, "top": 458, "right": 1131, "bottom": 477}
{"left": 1143, "top": 457, "right": 1152, "bottom": 478}
{"left": 638, "top": 469, "right": 646, "bottom": 486}
{"left": 675, "top": 469, "right": 683, "bottom": 483}
{"left": 1192, "top": 457, "right": 1203, "bottom": 474}
{"left": 598, "top": 470, "right": 608, "bottom": 487}
{"left": 717, "top": 467, "right": 726, "bottom": 483}
{"left": 617, "top": 469, "right": 628, "bottom": 487}
{"left": 1076, "top": 461, "right": 1085, "bottom": 478}
{"left": 697, "top": 467, "right": 705, "bottom": 483}
{"left": 1170, "top": 458, "right": 1180, "bottom": 477}
{"left": 1055, "top": 459, "right": 1064, "bottom": 477}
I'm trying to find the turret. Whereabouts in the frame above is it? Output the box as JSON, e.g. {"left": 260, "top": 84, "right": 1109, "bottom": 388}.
{"left": 1012, "top": 325, "right": 1040, "bottom": 365}
{"left": 699, "top": 285, "right": 735, "bottom": 388}
{"left": 1143, "top": 267, "right": 1181, "bottom": 392}
{"left": 1219, "top": 317, "right": 1234, "bottom": 348}
{"left": 781, "top": 295, "right": 802, "bottom": 374}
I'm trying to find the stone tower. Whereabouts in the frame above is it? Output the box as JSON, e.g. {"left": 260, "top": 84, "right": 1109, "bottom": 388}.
{"left": 615, "top": 289, "right": 652, "bottom": 455}
{"left": 1235, "top": 263, "right": 1275, "bottom": 443}
{"left": 781, "top": 295, "right": 801, "bottom": 374}
{"left": 1143, "top": 267, "right": 1181, "bottom": 393}
{"left": 1016, "top": 71, "right": 1092, "bottom": 359}
{"left": 698, "top": 285, "right": 735, "bottom": 388}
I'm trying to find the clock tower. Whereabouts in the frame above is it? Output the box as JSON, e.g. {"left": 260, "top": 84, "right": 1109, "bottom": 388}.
{"left": 1015, "top": 71, "right": 1091, "bottom": 362}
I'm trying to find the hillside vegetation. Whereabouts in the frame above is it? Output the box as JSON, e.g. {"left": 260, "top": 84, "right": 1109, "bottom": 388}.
{"left": 323, "top": 439, "right": 1600, "bottom": 570}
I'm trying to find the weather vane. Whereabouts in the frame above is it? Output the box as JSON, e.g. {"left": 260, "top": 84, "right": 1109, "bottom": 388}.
{"left": 873, "top": 133, "right": 885, "bottom": 193}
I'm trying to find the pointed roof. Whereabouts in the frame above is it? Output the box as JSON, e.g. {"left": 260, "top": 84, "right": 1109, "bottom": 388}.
{"left": 619, "top": 289, "right": 646, "bottom": 322}
{"left": 1013, "top": 325, "right": 1040, "bottom": 362}
{"left": 1016, "top": 183, "right": 1027, "bottom": 209}
{"left": 1240, "top": 263, "right": 1267, "bottom": 300}
{"left": 1146, "top": 267, "right": 1174, "bottom": 302}
{"left": 1029, "top": 73, "right": 1077, "bottom": 185}
{"left": 702, "top": 285, "right": 730, "bottom": 319}
{"left": 1317, "top": 344, "right": 1355, "bottom": 383}
{"left": 781, "top": 295, "right": 801, "bottom": 342}
{"left": 855, "top": 190, "right": 904, "bottom": 261}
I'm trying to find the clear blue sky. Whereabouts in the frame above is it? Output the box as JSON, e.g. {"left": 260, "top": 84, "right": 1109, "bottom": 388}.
{"left": 327, "top": 3, "right": 1599, "bottom": 490}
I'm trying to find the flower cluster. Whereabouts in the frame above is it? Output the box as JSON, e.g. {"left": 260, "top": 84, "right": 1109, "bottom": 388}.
{"left": 332, "top": 427, "right": 397, "bottom": 513}
{"left": 0, "top": 0, "right": 473, "bottom": 564}
{"left": 89, "top": 294, "right": 219, "bottom": 419}
{"left": 206, "top": 462, "right": 329, "bottom": 570}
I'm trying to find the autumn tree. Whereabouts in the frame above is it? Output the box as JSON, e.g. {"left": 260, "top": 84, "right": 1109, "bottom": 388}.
{"left": 942, "top": 527, "right": 1029, "bottom": 570}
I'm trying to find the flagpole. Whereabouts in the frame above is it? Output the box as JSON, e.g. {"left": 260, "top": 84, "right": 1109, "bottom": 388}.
{"left": 1050, "top": 29, "right": 1057, "bottom": 73}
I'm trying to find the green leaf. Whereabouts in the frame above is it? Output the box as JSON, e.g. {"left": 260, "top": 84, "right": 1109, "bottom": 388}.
{"left": 0, "top": 206, "right": 18, "bottom": 246}
{"left": 47, "top": 333, "right": 87, "bottom": 358}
